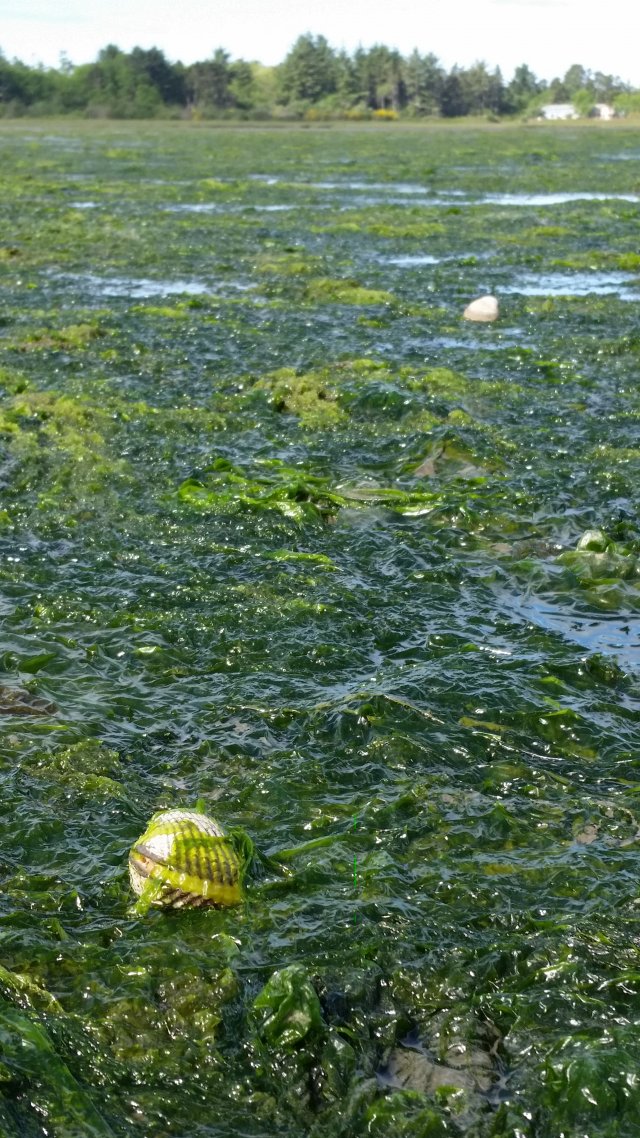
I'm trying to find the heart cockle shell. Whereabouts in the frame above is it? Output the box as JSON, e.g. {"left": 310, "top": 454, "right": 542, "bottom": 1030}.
{"left": 129, "top": 809, "right": 242, "bottom": 910}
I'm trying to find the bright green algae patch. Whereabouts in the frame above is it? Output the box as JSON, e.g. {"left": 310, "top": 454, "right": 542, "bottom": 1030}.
{"left": 1, "top": 120, "right": 640, "bottom": 1137}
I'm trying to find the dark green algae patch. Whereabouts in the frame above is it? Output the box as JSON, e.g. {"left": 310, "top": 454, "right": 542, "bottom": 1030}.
{"left": 0, "top": 121, "right": 640, "bottom": 1137}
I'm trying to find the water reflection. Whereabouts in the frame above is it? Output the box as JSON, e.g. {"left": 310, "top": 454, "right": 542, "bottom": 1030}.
{"left": 502, "top": 271, "right": 640, "bottom": 299}
{"left": 510, "top": 595, "right": 640, "bottom": 672}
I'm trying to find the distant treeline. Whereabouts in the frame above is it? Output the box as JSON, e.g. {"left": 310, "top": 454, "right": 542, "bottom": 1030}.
{"left": 1, "top": 37, "right": 639, "bottom": 120}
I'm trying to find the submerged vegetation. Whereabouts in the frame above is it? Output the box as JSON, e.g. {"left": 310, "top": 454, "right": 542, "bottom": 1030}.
{"left": 0, "top": 120, "right": 639, "bottom": 1136}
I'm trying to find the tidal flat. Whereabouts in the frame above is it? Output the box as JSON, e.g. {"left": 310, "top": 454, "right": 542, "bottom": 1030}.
{"left": 0, "top": 119, "right": 640, "bottom": 1137}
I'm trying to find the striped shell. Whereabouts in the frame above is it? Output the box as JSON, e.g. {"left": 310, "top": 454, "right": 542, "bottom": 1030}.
{"left": 129, "top": 808, "right": 242, "bottom": 910}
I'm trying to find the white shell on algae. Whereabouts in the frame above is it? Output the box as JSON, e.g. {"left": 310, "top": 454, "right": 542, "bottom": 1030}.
{"left": 129, "top": 808, "right": 242, "bottom": 910}
{"left": 463, "top": 295, "right": 499, "bottom": 322}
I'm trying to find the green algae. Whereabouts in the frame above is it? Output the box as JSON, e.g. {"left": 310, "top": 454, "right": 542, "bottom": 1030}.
{"left": 0, "top": 967, "right": 63, "bottom": 1015}
{"left": 0, "top": 381, "right": 127, "bottom": 513}
{"left": 130, "top": 302, "right": 194, "bottom": 318}
{"left": 558, "top": 529, "right": 640, "bottom": 586}
{"left": 304, "top": 277, "right": 396, "bottom": 305}
{"left": 0, "top": 120, "right": 639, "bottom": 1138}
{"left": 256, "top": 250, "right": 320, "bottom": 276}
{"left": 552, "top": 250, "right": 640, "bottom": 271}
{"left": 30, "top": 739, "right": 125, "bottom": 798}
{"left": 253, "top": 964, "right": 324, "bottom": 1047}
{"left": 253, "top": 366, "right": 347, "bottom": 428}
{"left": 590, "top": 444, "right": 640, "bottom": 464}
{"left": 0, "top": 1004, "right": 115, "bottom": 1137}
{"left": 176, "top": 457, "right": 346, "bottom": 522}
{"left": 316, "top": 209, "right": 446, "bottom": 240}
{"left": 14, "top": 322, "right": 104, "bottom": 352}
{"left": 410, "top": 367, "right": 523, "bottom": 401}
{"left": 523, "top": 224, "right": 571, "bottom": 239}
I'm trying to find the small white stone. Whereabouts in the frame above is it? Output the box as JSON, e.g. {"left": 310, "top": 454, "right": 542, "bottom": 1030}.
{"left": 463, "top": 295, "right": 499, "bottom": 322}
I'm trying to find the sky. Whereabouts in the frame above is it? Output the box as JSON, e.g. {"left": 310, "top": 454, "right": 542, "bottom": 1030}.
{"left": 1, "top": 0, "right": 639, "bottom": 84}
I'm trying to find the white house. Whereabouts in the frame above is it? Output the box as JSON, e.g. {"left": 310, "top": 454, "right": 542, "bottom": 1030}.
{"left": 538, "top": 102, "right": 617, "bottom": 121}
{"left": 539, "top": 104, "right": 579, "bottom": 121}
{"left": 592, "top": 103, "right": 616, "bottom": 119}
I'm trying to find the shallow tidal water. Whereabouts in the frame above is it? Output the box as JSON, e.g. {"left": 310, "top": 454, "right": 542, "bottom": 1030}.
{"left": 0, "top": 120, "right": 640, "bottom": 1137}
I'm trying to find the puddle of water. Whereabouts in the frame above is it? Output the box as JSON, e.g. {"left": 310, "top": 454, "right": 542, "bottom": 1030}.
{"left": 598, "top": 152, "right": 640, "bottom": 161}
{"left": 42, "top": 135, "right": 85, "bottom": 148}
{"left": 436, "top": 335, "right": 524, "bottom": 349}
{"left": 337, "top": 195, "right": 435, "bottom": 208}
{"left": 502, "top": 271, "right": 640, "bottom": 299}
{"left": 479, "top": 191, "right": 640, "bottom": 205}
{"left": 248, "top": 177, "right": 438, "bottom": 194}
{"left": 70, "top": 201, "right": 99, "bottom": 210}
{"left": 384, "top": 254, "right": 441, "bottom": 266}
{"left": 406, "top": 334, "right": 527, "bottom": 353}
{"left": 247, "top": 181, "right": 639, "bottom": 208}
{"left": 310, "top": 180, "right": 437, "bottom": 194}
{"left": 53, "top": 273, "right": 213, "bottom": 298}
{"left": 379, "top": 251, "right": 491, "bottom": 267}
{"left": 97, "top": 277, "right": 211, "bottom": 298}
{"left": 250, "top": 204, "right": 295, "bottom": 212}
{"left": 165, "top": 203, "right": 295, "bottom": 214}
{"left": 165, "top": 203, "right": 226, "bottom": 214}
{"left": 513, "top": 596, "right": 640, "bottom": 673}
{"left": 144, "top": 178, "right": 190, "bottom": 186}
{"left": 331, "top": 189, "right": 640, "bottom": 209}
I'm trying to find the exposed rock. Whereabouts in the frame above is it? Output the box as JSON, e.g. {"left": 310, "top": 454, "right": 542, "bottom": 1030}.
{"left": 413, "top": 454, "right": 438, "bottom": 477}
{"left": 463, "top": 294, "right": 499, "bottom": 322}
{"left": 381, "top": 1047, "right": 479, "bottom": 1094}
{"left": 0, "top": 687, "right": 57, "bottom": 716}
{"left": 414, "top": 441, "right": 490, "bottom": 481}
{"left": 575, "top": 823, "right": 598, "bottom": 845}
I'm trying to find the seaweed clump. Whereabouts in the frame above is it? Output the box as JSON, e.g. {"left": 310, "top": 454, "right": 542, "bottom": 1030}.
{"left": 254, "top": 367, "right": 346, "bottom": 429}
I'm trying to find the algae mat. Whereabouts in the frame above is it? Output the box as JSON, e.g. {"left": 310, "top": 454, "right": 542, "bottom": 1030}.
{"left": 0, "top": 120, "right": 640, "bottom": 1137}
